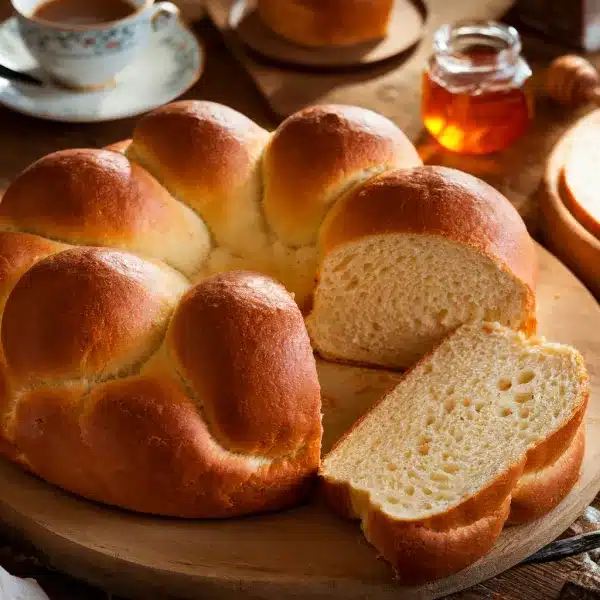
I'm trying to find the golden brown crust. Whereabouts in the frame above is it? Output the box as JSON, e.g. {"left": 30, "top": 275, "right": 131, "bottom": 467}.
{"left": 257, "top": 0, "right": 395, "bottom": 47}
{"left": 0, "top": 231, "right": 67, "bottom": 305}
{"left": 1, "top": 270, "right": 322, "bottom": 517}
{"left": 127, "top": 101, "right": 270, "bottom": 254}
{"left": 2, "top": 247, "right": 187, "bottom": 384}
{"left": 320, "top": 166, "right": 538, "bottom": 295}
{"left": 366, "top": 497, "right": 511, "bottom": 584}
{"left": 0, "top": 232, "right": 69, "bottom": 456}
{"left": 167, "top": 271, "right": 322, "bottom": 457}
{"left": 9, "top": 372, "right": 320, "bottom": 518}
{"left": 0, "top": 148, "right": 210, "bottom": 276}
{"left": 263, "top": 105, "right": 421, "bottom": 246}
{"left": 508, "top": 423, "right": 585, "bottom": 525}
{"left": 315, "top": 166, "right": 538, "bottom": 339}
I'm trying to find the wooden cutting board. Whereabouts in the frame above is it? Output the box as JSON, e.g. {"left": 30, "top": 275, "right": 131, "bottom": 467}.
{"left": 0, "top": 243, "right": 598, "bottom": 600}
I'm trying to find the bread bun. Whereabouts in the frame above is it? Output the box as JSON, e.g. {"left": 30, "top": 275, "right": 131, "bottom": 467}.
{"left": 0, "top": 149, "right": 210, "bottom": 276}
{"left": 257, "top": 0, "right": 395, "bottom": 47}
{"left": 262, "top": 104, "right": 421, "bottom": 247}
{"left": 307, "top": 166, "right": 537, "bottom": 368}
{"left": 0, "top": 252, "right": 321, "bottom": 517}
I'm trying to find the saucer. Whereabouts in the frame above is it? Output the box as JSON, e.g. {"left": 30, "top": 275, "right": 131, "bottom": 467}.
{"left": 0, "top": 17, "right": 204, "bottom": 122}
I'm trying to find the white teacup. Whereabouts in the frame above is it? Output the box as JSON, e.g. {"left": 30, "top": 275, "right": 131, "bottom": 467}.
{"left": 12, "top": 0, "right": 180, "bottom": 90}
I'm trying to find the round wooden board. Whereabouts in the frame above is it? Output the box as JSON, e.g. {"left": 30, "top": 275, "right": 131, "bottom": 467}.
{"left": 540, "top": 109, "right": 600, "bottom": 299}
{"left": 229, "top": 0, "right": 427, "bottom": 69}
{"left": 0, "top": 243, "right": 599, "bottom": 600}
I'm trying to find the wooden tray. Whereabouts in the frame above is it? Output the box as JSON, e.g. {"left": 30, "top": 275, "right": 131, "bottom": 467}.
{"left": 228, "top": 0, "right": 427, "bottom": 69}
{"left": 539, "top": 109, "right": 600, "bottom": 299}
{"left": 0, "top": 244, "right": 598, "bottom": 599}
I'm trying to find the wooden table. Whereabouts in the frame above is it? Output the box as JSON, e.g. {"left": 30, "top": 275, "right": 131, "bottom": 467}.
{"left": 0, "top": 3, "right": 599, "bottom": 600}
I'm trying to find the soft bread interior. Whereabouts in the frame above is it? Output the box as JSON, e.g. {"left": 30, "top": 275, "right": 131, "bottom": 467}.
{"left": 321, "top": 323, "right": 588, "bottom": 522}
{"left": 307, "top": 235, "right": 532, "bottom": 369}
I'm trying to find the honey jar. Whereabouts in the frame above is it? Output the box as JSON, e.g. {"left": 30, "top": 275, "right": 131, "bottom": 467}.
{"left": 422, "top": 21, "right": 533, "bottom": 155}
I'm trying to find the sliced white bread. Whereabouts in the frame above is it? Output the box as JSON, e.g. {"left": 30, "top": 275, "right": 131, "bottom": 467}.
{"left": 320, "top": 322, "right": 588, "bottom": 584}
{"left": 306, "top": 167, "right": 538, "bottom": 369}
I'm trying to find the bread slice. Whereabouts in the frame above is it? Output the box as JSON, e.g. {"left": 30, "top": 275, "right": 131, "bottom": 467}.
{"left": 306, "top": 167, "right": 537, "bottom": 369}
{"left": 562, "top": 125, "right": 600, "bottom": 239}
{"left": 320, "top": 322, "right": 588, "bottom": 584}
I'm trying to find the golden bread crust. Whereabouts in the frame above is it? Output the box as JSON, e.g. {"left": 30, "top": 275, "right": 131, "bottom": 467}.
{"left": 366, "top": 498, "right": 511, "bottom": 584}
{"left": 167, "top": 271, "right": 321, "bottom": 457}
{"left": 0, "top": 256, "right": 322, "bottom": 516}
{"left": 0, "top": 149, "right": 210, "bottom": 276}
{"left": 257, "top": 0, "right": 395, "bottom": 47}
{"left": 262, "top": 105, "right": 422, "bottom": 246}
{"left": 2, "top": 247, "right": 187, "bottom": 383}
{"left": 127, "top": 101, "right": 270, "bottom": 254}
{"left": 508, "top": 423, "right": 585, "bottom": 524}
{"left": 320, "top": 166, "right": 538, "bottom": 296}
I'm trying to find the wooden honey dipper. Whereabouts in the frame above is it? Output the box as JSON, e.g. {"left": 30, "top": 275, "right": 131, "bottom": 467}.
{"left": 547, "top": 55, "right": 600, "bottom": 106}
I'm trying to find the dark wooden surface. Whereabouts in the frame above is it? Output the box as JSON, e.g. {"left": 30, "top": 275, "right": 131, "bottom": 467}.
{"left": 0, "top": 2, "right": 599, "bottom": 599}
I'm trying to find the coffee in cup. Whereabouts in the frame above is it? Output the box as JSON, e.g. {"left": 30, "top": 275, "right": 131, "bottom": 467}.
{"left": 32, "top": 0, "right": 137, "bottom": 25}
{"left": 12, "top": 0, "right": 180, "bottom": 90}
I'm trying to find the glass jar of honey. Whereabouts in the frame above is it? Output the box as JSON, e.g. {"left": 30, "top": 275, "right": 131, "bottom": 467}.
{"left": 422, "top": 21, "right": 533, "bottom": 155}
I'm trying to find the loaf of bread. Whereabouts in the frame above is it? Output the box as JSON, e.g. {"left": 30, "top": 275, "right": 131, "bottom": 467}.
{"left": 307, "top": 166, "right": 537, "bottom": 368}
{"left": 321, "top": 322, "right": 589, "bottom": 583}
{"left": 257, "top": 0, "right": 395, "bottom": 47}
{"left": 0, "top": 100, "right": 539, "bottom": 519}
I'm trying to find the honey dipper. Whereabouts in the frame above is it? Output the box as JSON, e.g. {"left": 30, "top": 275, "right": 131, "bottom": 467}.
{"left": 547, "top": 55, "right": 600, "bottom": 106}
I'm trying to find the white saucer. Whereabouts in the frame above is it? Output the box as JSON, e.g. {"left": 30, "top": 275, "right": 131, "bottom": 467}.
{"left": 0, "top": 17, "right": 204, "bottom": 123}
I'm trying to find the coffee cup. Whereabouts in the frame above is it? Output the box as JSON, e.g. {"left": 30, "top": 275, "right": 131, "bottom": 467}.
{"left": 11, "top": 0, "right": 180, "bottom": 90}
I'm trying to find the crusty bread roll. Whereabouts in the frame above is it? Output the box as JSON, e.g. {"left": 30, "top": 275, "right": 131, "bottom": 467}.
{"left": 0, "top": 100, "right": 539, "bottom": 519}
{"left": 257, "top": 0, "right": 395, "bottom": 47}
{"left": 321, "top": 322, "right": 588, "bottom": 583}
{"left": 0, "top": 148, "right": 211, "bottom": 276}
{"left": 0, "top": 243, "right": 321, "bottom": 517}
{"left": 307, "top": 166, "right": 537, "bottom": 368}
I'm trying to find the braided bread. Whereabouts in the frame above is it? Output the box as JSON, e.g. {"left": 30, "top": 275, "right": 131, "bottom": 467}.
{"left": 0, "top": 101, "right": 536, "bottom": 517}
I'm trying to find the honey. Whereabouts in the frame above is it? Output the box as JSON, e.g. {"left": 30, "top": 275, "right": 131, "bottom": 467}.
{"left": 422, "top": 21, "right": 533, "bottom": 155}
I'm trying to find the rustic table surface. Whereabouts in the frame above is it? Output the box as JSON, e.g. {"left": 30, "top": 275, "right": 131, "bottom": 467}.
{"left": 0, "top": 1, "right": 599, "bottom": 599}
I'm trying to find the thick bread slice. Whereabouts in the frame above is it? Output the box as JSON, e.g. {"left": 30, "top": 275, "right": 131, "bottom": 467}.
{"left": 320, "top": 322, "right": 588, "bottom": 584}
{"left": 307, "top": 166, "right": 537, "bottom": 369}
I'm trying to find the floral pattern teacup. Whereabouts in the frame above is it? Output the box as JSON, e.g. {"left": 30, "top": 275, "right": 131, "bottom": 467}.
{"left": 12, "top": 0, "right": 180, "bottom": 90}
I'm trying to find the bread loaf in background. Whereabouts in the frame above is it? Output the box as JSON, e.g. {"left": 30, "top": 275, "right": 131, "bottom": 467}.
{"left": 257, "top": 0, "right": 395, "bottom": 47}
{"left": 0, "top": 100, "right": 540, "bottom": 520}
